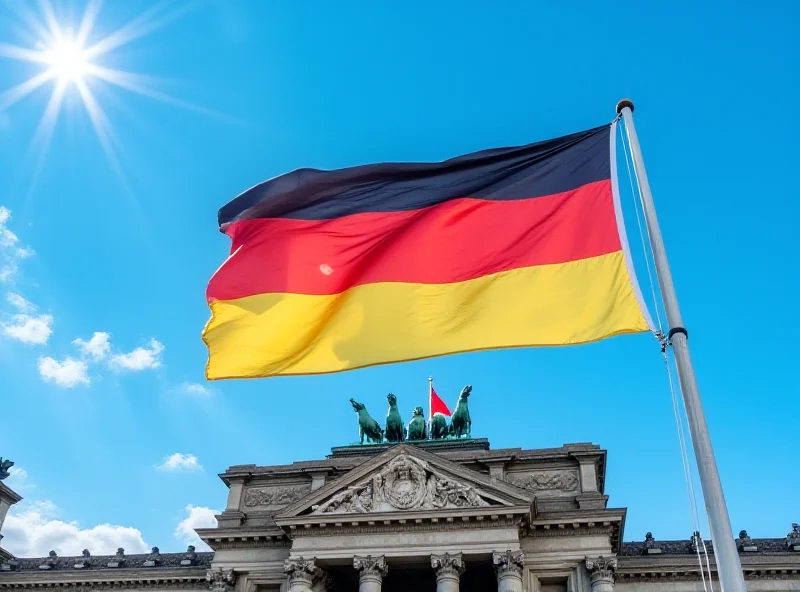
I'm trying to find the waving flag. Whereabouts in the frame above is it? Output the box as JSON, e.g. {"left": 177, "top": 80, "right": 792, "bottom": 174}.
{"left": 203, "top": 120, "right": 653, "bottom": 379}
{"left": 430, "top": 386, "right": 451, "bottom": 418}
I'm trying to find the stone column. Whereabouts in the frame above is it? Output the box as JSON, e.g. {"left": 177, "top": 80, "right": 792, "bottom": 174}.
{"left": 492, "top": 551, "right": 524, "bottom": 592}
{"left": 431, "top": 553, "right": 465, "bottom": 592}
{"left": 354, "top": 555, "right": 388, "bottom": 592}
{"left": 285, "top": 557, "right": 318, "bottom": 592}
{"left": 585, "top": 557, "right": 617, "bottom": 592}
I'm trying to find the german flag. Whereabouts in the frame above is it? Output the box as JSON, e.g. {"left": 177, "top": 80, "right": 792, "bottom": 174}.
{"left": 203, "top": 121, "right": 653, "bottom": 379}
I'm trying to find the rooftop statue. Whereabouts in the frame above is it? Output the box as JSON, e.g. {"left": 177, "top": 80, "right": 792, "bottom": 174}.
{"left": 350, "top": 398, "right": 384, "bottom": 444}
{"left": 450, "top": 385, "right": 472, "bottom": 438}
{"left": 430, "top": 413, "right": 449, "bottom": 440}
{"left": 0, "top": 458, "right": 13, "bottom": 480}
{"left": 407, "top": 407, "right": 427, "bottom": 441}
{"left": 385, "top": 393, "right": 404, "bottom": 442}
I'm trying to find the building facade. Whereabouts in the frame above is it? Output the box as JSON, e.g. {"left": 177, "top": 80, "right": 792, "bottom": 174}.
{"left": 1, "top": 438, "right": 798, "bottom": 591}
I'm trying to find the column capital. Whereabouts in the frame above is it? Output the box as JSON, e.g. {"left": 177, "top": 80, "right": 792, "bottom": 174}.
{"left": 492, "top": 550, "right": 524, "bottom": 578}
{"left": 585, "top": 556, "right": 617, "bottom": 584}
{"left": 206, "top": 568, "right": 236, "bottom": 592}
{"left": 354, "top": 555, "right": 388, "bottom": 580}
{"left": 431, "top": 552, "right": 466, "bottom": 577}
{"left": 285, "top": 557, "right": 318, "bottom": 587}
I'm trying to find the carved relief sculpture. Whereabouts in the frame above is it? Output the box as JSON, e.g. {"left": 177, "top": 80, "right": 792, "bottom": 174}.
{"left": 506, "top": 470, "right": 579, "bottom": 495}
{"left": 311, "top": 454, "right": 490, "bottom": 514}
{"left": 244, "top": 486, "right": 311, "bottom": 508}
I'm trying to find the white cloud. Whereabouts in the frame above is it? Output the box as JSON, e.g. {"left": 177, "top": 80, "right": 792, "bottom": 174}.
{"left": 109, "top": 338, "right": 164, "bottom": 371}
{"left": 2, "top": 500, "right": 149, "bottom": 557}
{"left": 180, "top": 382, "right": 213, "bottom": 397}
{"left": 157, "top": 453, "right": 202, "bottom": 472}
{"left": 174, "top": 505, "right": 218, "bottom": 551}
{"left": 0, "top": 206, "right": 18, "bottom": 247}
{"left": 0, "top": 207, "right": 34, "bottom": 283}
{"left": 0, "top": 262, "right": 17, "bottom": 283}
{"left": 38, "top": 356, "right": 89, "bottom": 387}
{"left": 7, "top": 292, "right": 34, "bottom": 313}
{"left": 73, "top": 331, "right": 111, "bottom": 361}
{"left": 4, "top": 466, "right": 31, "bottom": 492}
{"left": 2, "top": 313, "right": 53, "bottom": 344}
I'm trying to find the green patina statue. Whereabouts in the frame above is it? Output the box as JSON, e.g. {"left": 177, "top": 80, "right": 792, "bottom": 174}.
{"left": 406, "top": 406, "right": 427, "bottom": 440}
{"left": 350, "top": 398, "right": 384, "bottom": 444}
{"left": 450, "top": 385, "right": 472, "bottom": 438}
{"left": 349, "top": 385, "right": 475, "bottom": 444}
{"left": 385, "top": 393, "right": 405, "bottom": 442}
{"left": 430, "top": 412, "right": 449, "bottom": 439}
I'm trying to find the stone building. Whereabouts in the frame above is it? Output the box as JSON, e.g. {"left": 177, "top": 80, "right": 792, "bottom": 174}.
{"left": 1, "top": 439, "right": 798, "bottom": 591}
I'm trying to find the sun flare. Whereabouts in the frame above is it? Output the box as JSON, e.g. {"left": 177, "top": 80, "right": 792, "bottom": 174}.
{"left": 42, "top": 35, "right": 91, "bottom": 84}
{"left": 0, "top": 0, "right": 220, "bottom": 180}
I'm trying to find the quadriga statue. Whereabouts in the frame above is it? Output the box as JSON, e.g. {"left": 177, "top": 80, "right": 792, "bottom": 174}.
{"left": 350, "top": 398, "right": 384, "bottom": 444}
{"left": 406, "top": 406, "right": 427, "bottom": 440}
{"left": 430, "top": 412, "right": 449, "bottom": 439}
{"left": 450, "top": 385, "right": 472, "bottom": 438}
{"left": 385, "top": 393, "right": 405, "bottom": 442}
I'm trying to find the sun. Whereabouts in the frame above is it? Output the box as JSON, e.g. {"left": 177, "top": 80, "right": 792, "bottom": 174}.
{"left": 0, "top": 0, "right": 221, "bottom": 180}
{"left": 42, "top": 34, "right": 91, "bottom": 84}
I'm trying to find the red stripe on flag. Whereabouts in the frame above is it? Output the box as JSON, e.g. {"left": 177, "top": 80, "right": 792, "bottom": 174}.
{"left": 207, "top": 180, "right": 619, "bottom": 301}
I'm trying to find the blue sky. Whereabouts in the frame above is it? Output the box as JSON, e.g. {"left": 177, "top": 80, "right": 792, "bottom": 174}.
{"left": 0, "top": 0, "right": 797, "bottom": 556}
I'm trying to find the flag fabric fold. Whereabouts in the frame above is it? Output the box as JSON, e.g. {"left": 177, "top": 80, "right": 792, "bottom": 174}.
{"left": 203, "top": 121, "right": 653, "bottom": 379}
{"left": 430, "top": 386, "right": 451, "bottom": 418}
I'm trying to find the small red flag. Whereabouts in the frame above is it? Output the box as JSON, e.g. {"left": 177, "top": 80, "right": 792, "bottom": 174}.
{"left": 430, "top": 386, "right": 452, "bottom": 417}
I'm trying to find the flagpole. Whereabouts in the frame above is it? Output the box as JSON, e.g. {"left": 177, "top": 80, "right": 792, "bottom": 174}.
{"left": 428, "top": 376, "right": 433, "bottom": 436}
{"left": 617, "top": 99, "right": 745, "bottom": 592}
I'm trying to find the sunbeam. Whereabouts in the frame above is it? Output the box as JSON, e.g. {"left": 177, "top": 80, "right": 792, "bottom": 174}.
{"left": 0, "top": 0, "right": 223, "bottom": 179}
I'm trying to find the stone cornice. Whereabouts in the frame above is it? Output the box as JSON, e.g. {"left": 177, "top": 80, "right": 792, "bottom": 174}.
{"left": 0, "top": 567, "right": 208, "bottom": 589}
{"left": 220, "top": 442, "right": 605, "bottom": 485}
{"left": 194, "top": 528, "right": 290, "bottom": 551}
{"left": 282, "top": 513, "right": 526, "bottom": 538}
{"left": 0, "top": 483, "right": 22, "bottom": 505}
{"left": 526, "top": 508, "right": 626, "bottom": 553}
{"left": 276, "top": 504, "right": 533, "bottom": 535}
{"left": 618, "top": 552, "right": 800, "bottom": 582}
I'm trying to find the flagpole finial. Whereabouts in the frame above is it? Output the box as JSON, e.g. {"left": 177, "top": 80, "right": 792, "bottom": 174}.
{"left": 616, "top": 98, "right": 635, "bottom": 114}
{"left": 428, "top": 376, "right": 433, "bottom": 382}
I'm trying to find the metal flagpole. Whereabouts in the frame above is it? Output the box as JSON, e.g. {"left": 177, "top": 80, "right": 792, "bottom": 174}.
{"left": 428, "top": 376, "right": 433, "bottom": 435}
{"left": 616, "top": 99, "right": 745, "bottom": 592}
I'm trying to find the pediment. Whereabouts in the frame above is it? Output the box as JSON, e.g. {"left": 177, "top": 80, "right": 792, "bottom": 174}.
{"left": 275, "top": 444, "right": 533, "bottom": 521}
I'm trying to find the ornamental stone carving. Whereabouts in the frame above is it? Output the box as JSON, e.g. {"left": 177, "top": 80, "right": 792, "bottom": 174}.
{"left": 506, "top": 470, "right": 578, "bottom": 496}
{"left": 245, "top": 486, "right": 311, "bottom": 508}
{"left": 492, "top": 550, "right": 524, "bottom": 577}
{"left": 493, "top": 551, "right": 524, "bottom": 592}
{"left": 354, "top": 555, "right": 388, "bottom": 581}
{"left": 206, "top": 568, "right": 236, "bottom": 592}
{"left": 431, "top": 553, "right": 465, "bottom": 577}
{"left": 586, "top": 557, "right": 617, "bottom": 592}
{"left": 311, "top": 454, "right": 489, "bottom": 514}
{"left": 285, "top": 557, "right": 319, "bottom": 589}
{"left": 432, "top": 553, "right": 465, "bottom": 592}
